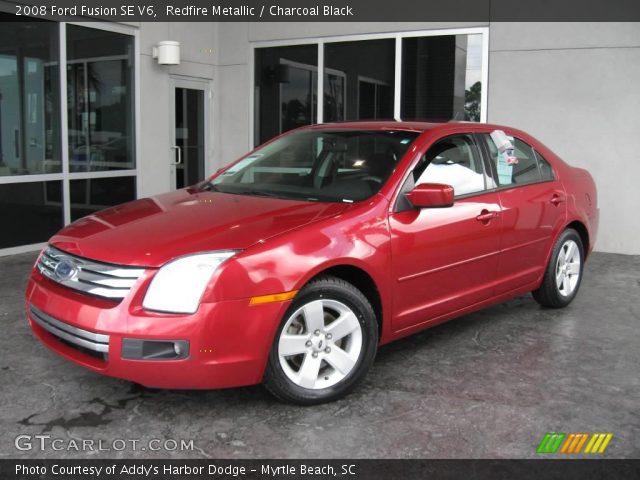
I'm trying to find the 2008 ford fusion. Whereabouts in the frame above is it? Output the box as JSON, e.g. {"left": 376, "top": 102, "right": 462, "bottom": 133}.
{"left": 26, "top": 121, "right": 598, "bottom": 404}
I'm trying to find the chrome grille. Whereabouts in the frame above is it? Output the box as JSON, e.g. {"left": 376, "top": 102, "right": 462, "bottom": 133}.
{"left": 29, "top": 304, "right": 109, "bottom": 354}
{"left": 37, "top": 246, "right": 145, "bottom": 300}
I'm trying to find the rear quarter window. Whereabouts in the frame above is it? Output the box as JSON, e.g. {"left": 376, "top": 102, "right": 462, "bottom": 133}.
{"left": 534, "top": 150, "right": 555, "bottom": 181}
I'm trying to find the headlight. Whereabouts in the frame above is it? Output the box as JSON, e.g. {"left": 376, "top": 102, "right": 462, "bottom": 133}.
{"left": 142, "top": 251, "right": 238, "bottom": 314}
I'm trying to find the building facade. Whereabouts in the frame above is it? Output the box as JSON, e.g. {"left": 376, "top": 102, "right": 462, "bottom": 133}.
{"left": 0, "top": 17, "right": 638, "bottom": 255}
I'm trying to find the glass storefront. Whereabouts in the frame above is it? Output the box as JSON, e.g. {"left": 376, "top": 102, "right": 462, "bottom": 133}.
{"left": 253, "top": 31, "right": 486, "bottom": 146}
{"left": 0, "top": 16, "right": 136, "bottom": 251}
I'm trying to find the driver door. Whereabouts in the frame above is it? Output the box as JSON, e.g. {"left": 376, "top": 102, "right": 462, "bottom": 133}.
{"left": 389, "top": 134, "right": 502, "bottom": 333}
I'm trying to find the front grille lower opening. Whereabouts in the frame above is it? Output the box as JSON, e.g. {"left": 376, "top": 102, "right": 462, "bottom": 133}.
{"left": 56, "top": 336, "right": 108, "bottom": 362}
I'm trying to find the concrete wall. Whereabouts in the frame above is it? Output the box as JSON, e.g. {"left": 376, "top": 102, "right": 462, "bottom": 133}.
{"left": 136, "top": 22, "right": 217, "bottom": 198}
{"left": 488, "top": 23, "right": 640, "bottom": 254}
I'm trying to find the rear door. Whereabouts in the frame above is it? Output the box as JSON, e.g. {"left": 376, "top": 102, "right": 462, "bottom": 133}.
{"left": 478, "top": 133, "right": 567, "bottom": 294}
{"left": 389, "top": 133, "right": 502, "bottom": 333}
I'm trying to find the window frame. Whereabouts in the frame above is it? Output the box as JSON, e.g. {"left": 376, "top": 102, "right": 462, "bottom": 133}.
{"left": 476, "top": 133, "right": 557, "bottom": 190}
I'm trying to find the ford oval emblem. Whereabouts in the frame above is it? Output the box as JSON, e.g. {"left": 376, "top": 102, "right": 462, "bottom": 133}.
{"left": 54, "top": 259, "right": 78, "bottom": 281}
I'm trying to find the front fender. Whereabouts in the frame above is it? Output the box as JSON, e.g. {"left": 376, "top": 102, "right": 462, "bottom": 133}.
{"left": 206, "top": 198, "right": 394, "bottom": 339}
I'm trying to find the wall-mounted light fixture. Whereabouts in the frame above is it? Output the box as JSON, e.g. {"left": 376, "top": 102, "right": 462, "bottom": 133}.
{"left": 152, "top": 41, "right": 181, "bottom": 65}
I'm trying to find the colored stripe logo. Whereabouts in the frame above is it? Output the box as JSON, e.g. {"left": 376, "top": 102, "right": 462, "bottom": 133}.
{"left": 537, "top": 432, "right": 613, "bottom": 454}
{"left": 537, "top": 433, "right": 565, "bottom": 453}
{"left": 584, "top": 433, "right": 613, "bottom": 454}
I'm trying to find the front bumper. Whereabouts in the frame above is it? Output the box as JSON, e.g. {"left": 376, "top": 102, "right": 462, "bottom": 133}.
{"left": 25, "top": 269, "right": 290, "bottom": 389}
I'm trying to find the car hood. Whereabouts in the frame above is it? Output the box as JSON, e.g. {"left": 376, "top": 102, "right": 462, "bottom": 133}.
{"left": 50, "top": 189, "right": 348, "bottom": 267}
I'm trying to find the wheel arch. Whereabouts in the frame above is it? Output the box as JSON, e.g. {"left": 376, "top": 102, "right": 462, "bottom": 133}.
{"left": 306, "top": 264, "right": 384, "bottom": 337}
{"left": 566, "top": 220, "right": 590, "bottom": 258}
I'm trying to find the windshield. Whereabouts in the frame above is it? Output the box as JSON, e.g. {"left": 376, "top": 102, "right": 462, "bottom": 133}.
{"left": 202, "top": 129, "right": 420, "bottom": 203}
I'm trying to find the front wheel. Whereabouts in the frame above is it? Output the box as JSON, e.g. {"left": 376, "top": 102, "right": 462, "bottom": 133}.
{"left": 532, "top": 228, "right": 585, "bottom": 308}
{"left": 263, "top": 276, "right": 378, "bottom": 405}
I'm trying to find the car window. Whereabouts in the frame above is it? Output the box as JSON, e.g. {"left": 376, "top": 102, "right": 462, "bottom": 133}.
{"left": 205, "top": 129, "right": 419, "bottom": 203}
{"left": 412, "top": 134, "right": 491, "bottom": 197}
{"left": 482, "top": 134, "right": 547, "bottom": 186}
{"left": 534, "top": 150, "right": 555, "bottom": 181}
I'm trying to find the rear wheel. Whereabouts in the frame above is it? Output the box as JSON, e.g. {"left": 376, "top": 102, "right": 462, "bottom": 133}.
{"left": 263, "top": 276, "right": 378, "bottom": 405}
{"left": 532, "top": 228, "right": 584, "bottom": 308}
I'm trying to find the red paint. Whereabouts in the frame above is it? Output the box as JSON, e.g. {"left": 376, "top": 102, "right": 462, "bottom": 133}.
{"left": 25, "top": 122, "right": 599, "bottom": 389}
{"left": 406, "top": 183, "right": 454, "bottom": 208}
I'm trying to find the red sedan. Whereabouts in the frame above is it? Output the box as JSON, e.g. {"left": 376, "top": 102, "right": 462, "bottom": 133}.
{"left": 25, "top": 122, "right": 598, "bottom": 404}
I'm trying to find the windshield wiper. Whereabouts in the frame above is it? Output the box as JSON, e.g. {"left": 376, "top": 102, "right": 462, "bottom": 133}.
{"left": 241, "top": 189, "right": 285, "bottom": 199}
{"left": 202, "top": 185, "right": 334, "bottom": 202}
{"left": 215, "top": 187, "right": 285, "bottom": 199}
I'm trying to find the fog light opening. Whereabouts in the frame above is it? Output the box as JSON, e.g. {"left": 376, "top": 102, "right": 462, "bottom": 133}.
{"left": 122, "top": 339, "right": 190, "bottom": 360}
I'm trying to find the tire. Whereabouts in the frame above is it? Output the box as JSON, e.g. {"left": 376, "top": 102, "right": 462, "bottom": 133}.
{"left": 263, "top": 276, "right": 378, "bottom": 405}
{"left": 532, "top": 228, "right": 585, "bottom": 308}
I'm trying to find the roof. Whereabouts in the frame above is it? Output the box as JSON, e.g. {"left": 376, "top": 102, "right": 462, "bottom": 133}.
{"left": 307, "top": 120, "right": 444, "bottom": 132}
{"left": 305, "top": 120, "right": 515, "bottom": 132}
{"left": 305, "top": 120, "right": 529, "bottom": 138}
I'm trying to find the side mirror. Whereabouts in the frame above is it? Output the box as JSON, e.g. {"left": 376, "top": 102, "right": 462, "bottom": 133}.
{"left": 406, "top": 183, "right": 454, "bottom": 208}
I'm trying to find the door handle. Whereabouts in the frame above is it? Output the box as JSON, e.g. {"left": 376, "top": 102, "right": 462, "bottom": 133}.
{"left": 476, "top": 210, "right": 498, "bottom": 222}
{"left": 550, "top": 193, "right": 565, "bottom": 206}
{"left": 170, "top": 146, "right": 182, "bottom": 165}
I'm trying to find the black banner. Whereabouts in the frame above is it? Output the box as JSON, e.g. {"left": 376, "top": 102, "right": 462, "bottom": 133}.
{"left": 2, "top": 459, "right": 640, "bottom": 480}
{"left": 2, "top": 0, "right": 640, "bottom": 22}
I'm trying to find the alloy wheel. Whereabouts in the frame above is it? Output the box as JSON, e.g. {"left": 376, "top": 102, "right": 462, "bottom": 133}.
{"left": 555, "top": 239, "right": 581, "bottom": 297}
{"left": 277, "top": 299, "right": 363, "bottom": 390}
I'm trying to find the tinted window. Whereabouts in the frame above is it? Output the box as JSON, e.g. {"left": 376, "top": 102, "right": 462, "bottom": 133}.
{"left": 0, "top": 181, "right": 63, "bottom": 249}
{"left": 482, "top": 135, "right": 550, "bottom": 186}
{"left": 0, "top": 18, "right": 61, "bottom": 176}
{"left": 413, "top": 135, "right": 490, "bottom": 197}
{"left": 402, "top": 34, "right": 483, "bottom": 122}
{"left": 66, "top": 25, "right": 135, "bottom": 172}
{"left": 254, "top": 45, "right": 318, "bottom": 145}
{"left": 324, "top": 39, "right": 395, "bottom": 121}
{"left": 70, "top": 176, "right": 136, "bottom": 221}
